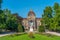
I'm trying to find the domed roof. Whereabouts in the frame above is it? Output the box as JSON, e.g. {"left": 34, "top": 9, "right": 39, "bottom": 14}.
{"left": 28, "top": 10, "right": 35, "bottom": 16}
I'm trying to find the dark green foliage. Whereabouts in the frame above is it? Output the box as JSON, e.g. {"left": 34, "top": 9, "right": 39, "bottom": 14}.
{"left": 0, "top": 0, "right": 24, "bottom": 33}
{"left": 38, "top": 25, "right": 45, "bottom": 32}
{"left": 0, "top": 0, "right": 2, "bottom": 4}
{"left": 0, "top": 0, "right": 2, "bottom": 9}
{"left": 22, "top": 26, "right": 25, "bottom": 32}
{"left": 0, "top": 10, "right": 3, "bottom": 13}
{"left": 0, "top": 9, "right": 24, "bottom": 32}
{"left": 17, "top": 23, "right": 24, "bottom": 32}
{"left": 42, "top": 3, "right": 60, "bottom": 32}
{"left": 42, "top": 6, "right": 53, "bottom": 30}
{"left": 0, "top": 0, "right": 3, "bottom": 32}
{"left": 53, "top": 3, "right": 59, "bottom": 10}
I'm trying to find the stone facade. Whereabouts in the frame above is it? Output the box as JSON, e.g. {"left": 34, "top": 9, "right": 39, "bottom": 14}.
{"left": 22, "top": 10, "right": 42, "bottom": 32}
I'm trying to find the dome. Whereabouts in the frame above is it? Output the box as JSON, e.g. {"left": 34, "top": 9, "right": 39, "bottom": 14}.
{"left": 28, "top": 10, "right": 35, "bottom": 16}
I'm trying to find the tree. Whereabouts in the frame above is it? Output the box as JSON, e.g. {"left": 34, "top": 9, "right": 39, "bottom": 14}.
{"left": 42, "top": 3, "right": 60, "bottom": 32}
{"left": 0, "top": 0, "right": 2, "bottom": 10}
{"left": 53, "top": 3, "right": 60, "bottom": 32}
{"left": 0, "top": 0, "right": 3, "bottom": 14}
{"left": 3, "top": 9, "right": 18, "bottom": 32}
{"left": 0, "top": 0, "right": 23, "bottom": 32}
{"left": 53, "top": 3, "right": 59, "bottom": 10}
{"left": 42, "top": 6, "right": 53, "bottom": 30}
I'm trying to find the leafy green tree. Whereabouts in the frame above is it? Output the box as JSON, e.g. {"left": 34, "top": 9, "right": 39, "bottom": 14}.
{"left": 0, "top": 0, "right": 2, "bottom": 10}
{"left": 53, "top": 3, "right": 60, "bottom": 32}
{"left": 42, "top": 3, "right": 60, "bottom": 32}
{"left": 3, "top": 9, "right": 18, "bottom": 31}
{"left": 42, "top": 6, "right": 53, "bottom": 30}
{"left": 0, "top": 0, "right": 24, "bottom": 32}
{"left": 0, "top": 11, "right": 6, "bottom": 33}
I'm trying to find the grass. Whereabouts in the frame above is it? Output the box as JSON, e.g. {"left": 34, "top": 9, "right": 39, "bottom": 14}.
{"left": 0, "top": 33, "right": 60, "bottom": 40}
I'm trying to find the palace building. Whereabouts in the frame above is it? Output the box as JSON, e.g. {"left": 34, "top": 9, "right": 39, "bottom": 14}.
{"left": 22, "top": 10, "right": 42, "bottom": 32}
{"left": 13, "top": 10, "right": 42, "bottom": 32}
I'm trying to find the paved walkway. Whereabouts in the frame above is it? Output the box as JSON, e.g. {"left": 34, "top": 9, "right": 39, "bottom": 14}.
{"left": 46, "top": 31, "right": 60, "bottom": 36}
{"left": 0, "top": 31, "right": 60, "bottom": 37}
{"left": 0, "top": 32, "right": 15, "bottom": 37}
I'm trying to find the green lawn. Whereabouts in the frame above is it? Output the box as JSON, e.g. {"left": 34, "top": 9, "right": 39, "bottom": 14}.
{"left": 0, "top": 34, "right": 60, "bottom": 40}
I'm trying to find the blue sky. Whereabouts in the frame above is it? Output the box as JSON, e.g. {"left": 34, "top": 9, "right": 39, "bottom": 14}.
{"left": 2, "top": 0, "right": 60, "bottom": 18}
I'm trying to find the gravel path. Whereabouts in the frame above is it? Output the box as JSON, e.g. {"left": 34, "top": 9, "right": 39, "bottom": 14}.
{"left": 46, "top": 31, "right": 60, "bottom": 36}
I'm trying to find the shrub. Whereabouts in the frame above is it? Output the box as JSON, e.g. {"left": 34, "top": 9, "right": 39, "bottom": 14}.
{"left": 38, "top": 25, "right": 45, "bottom": 32}
{"left": 17, "top": 24, "right": 24, "bottom": 32}
{"left": 56, "top": 26, "right": 60, "bottom": 33}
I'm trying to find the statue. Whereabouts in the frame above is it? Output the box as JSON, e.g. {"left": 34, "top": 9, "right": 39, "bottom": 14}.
{"left": 29, "top": 22, "right": 33, "bottom": 32}
{"left": 28, "top": 22, "right": 34, "bottom": 38}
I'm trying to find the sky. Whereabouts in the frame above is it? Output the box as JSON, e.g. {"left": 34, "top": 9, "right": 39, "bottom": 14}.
{"left": 2, "top": 0, "right": 60, "bottom": 18}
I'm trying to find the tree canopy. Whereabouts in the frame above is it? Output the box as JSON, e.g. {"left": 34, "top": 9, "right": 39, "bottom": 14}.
{"left": 42, "top": 3, "right": 60, "bottom": 32}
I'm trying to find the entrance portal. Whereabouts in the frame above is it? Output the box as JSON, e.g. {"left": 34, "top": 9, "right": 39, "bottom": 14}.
{"left": 28, "top": 20, "right": 35, "bottom": 31}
